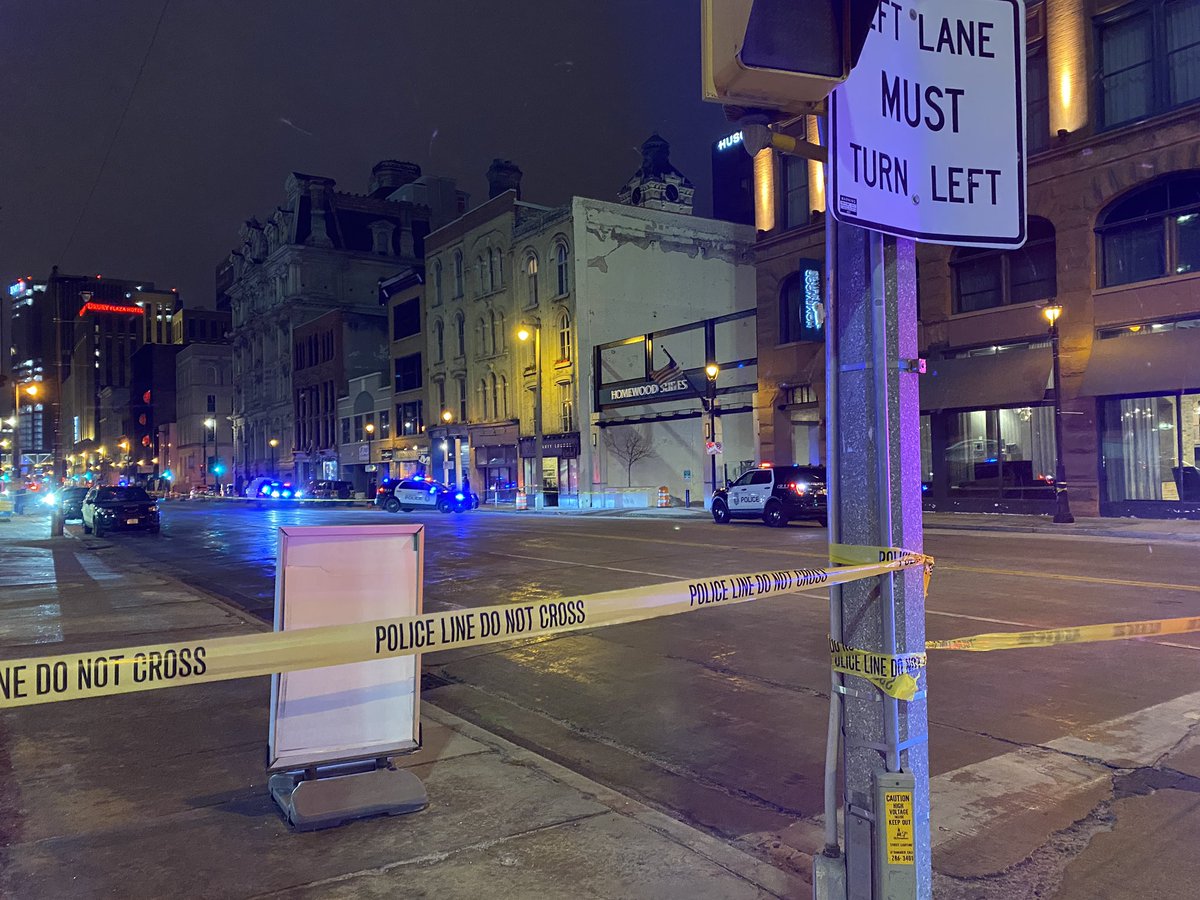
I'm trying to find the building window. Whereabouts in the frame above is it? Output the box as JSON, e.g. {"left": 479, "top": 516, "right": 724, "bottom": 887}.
{"left": 353, "top": 415, "right": 364, "bottom": 442}
{"left": 394, "top": 352, "right": 423, "bottom": 392}
{"left": 1101, "top": 393, "right": 1200, "bottom": 502}
{"left": 488, "top": 248, "right": 498, "bottom": 290}
{"left": 945, "top": 406, "right": 1057, "bottom": 499}
{"left": 779, "top": 261, "right": 826, "bottom": 343}
{"left": 398, "top": 400, "right": 424, "bottom": 435}
{"left": 379, "top": 409, "right": 390, "bottom": 437}
{"left": 393, "top": 298, "right": 420, "bottom": 340}
{"left": 952, "top": 217, "right": 1057, "bottom": 313}
{"left": 207, "top": 394, "right": 216, "bottom": 413}
{"left": 341, "top": 418, "right": 350, "bottom": 444}
{"left": 499, "top": 375, "right": 508, "bottom": 417}
{"left": 455, "top": 313, "right": 465, "bottom": 357}
{"left": 1026, "top": 43, "right": 1050, "bottom": 154}
{"left": 434, "top": 261, "right": 443, "bottom": 305}
{"left": 437, "top": 381, "right": 446, "bottom": 417}
{"left": 476, "top": 255, "right": 485, "bottom": 294}
{"left": 1098, "top": 172, "right": 1200, "bottom": 286}
{"left": 525, "top": 253, "right": 539, "bottom": 307}
{"left": 456, "top": 376, "right": 467, "bottom": 422}
{"left": 555, "top": 242, "right": 570, "bottom": 295}
{"left": 453, "top": 250, "right": 464, "bottom": 297}
{"left": 490, "top": 373, "right": 499, "bottom": 418}
{"left": 434, "top": 319, "right": 444, "bottom": 362}
{"left": 560, "top": 382, "right": 575, "bottom": 432}
{"left": 489, "top": 310, "right": 498, "bottom": 356}
{"left": 780, "top": 155, "right": 809, "bottom": 230}
{"left": 1097, "top": 0, "right": 1200, "bottom": 129}
{"left": 479, "top": 379, "right": 490, "bottom": 420}
{"left": 475, "top": 319, "right": 489, "bottom": 357}
{"left": 558, "top": 311, "right": 572, "bottom": 362}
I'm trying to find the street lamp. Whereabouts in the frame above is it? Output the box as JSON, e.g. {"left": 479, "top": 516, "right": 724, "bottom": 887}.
{"left": 118, "top": 438, "right": 131, "bottom": 482}
{"left": 364, "top": 423, "right": 375, "bottom": 466}
{"left": 1043, "top": 303, "right": 1074, "bottom": 524}
{"left": 705, "top": 363, "right": 720, "bottom": 503}
{"left": 10, "top": 382, "right": 39, "bottom": 483}
{"left": 518, "top": 321, "right": 543, "bottom": 509}
{"left": 204, "top": 417, "right": 217, "bottom": 489}
{"left": 269, "top": 438, "right": 279, "bottom": 477}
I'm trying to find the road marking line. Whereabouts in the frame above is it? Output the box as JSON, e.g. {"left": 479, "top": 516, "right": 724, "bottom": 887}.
{"left": 499, "top": 552, "right": 686, "bottom": 580}
{"left": 940, "top": 563, "right": 1200, "bottom": 595}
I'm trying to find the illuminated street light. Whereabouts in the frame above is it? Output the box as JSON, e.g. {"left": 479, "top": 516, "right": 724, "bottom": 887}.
{"left": 705, "top": 363, "right": 720, "bottom": 503}
{"left": 441, "top": 410, "right": 453, "bottom": 423}
{"left": 517, "top": 320, "right": 543, "bottom": 509}
{"left": 1043, "top": 302, "right": 1073, "bottom": 524}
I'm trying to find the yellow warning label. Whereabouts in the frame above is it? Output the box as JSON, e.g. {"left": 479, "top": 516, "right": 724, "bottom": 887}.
{"left": 926, "top": 615, "right": 1200, "bottom": 652}
{"left": 829, "top": 639, "right": 926, "bottom": 701}
{"left": 884, "top": 791, "right": 915, "bottom": 865}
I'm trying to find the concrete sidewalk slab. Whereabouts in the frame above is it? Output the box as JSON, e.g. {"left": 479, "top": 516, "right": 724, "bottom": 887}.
{"left": 0, "top": 526, "right": 805, "bottom": 900}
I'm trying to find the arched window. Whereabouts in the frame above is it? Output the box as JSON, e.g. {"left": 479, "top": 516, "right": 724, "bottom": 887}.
{"left": 778, "top": 261, "right": 827, "bottom": 343}
{"left": 477, "top": 317, "right": 488, "bottom": 356}
{"left": 496, "top": 251, "right": 504, "bottom": 286}
{"left": 951, "top": 217, "right": 1057, "bottom": 313}
{"left": 560, "top": 382, "right": 575, "bottom": 432}
{"left": 433, "top": 261, "right": 443, "bottom": 305}
{"left": 556, "top": 242, "right": 570, "bottom": 295}
{"left": 476, "top": 256, "right": 485, "bottom": 294}
{"left": 434, "top": 319, "right": 444, "bottom": 362}
{"left": 499, "top": 375, "right": 508, "bottom": 417}
{"left": 488, "top": 249, "right": 498, "bottom": 290}
{"left": 479, "top": 380, "right": 489, "bottom": 420}
{"left": 558, "top": 311, "right": 572, "bottom": 362}
{"left": 453, "top": 250, "right": 464, "bottom": 297}
{"left": 490, "top": 373, "right": 499, "bottom": 419}
{"left": 1098, "top": 173, "right": 1200, "bottom": 287}
{"left": 525, "top": 253, "right": 539, "bottom": 307}
{"left": 489, "top": 310, "right": 497, "bottom": 356}
{"left": 455, "top": 313, "right": 465, "bottom": 357}
{"left": 496, "top": 310, "right": 506, "bottom": 354}
{"left": 456, "top": 376, "right": 467, "bottom": 422}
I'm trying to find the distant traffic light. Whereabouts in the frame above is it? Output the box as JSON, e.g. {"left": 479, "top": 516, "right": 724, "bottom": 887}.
{"left": 702, "top": 0, "right": 881, "bottom": 113}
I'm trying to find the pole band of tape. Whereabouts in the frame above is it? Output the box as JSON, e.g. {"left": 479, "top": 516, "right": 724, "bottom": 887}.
{"left": 829, "top": 639, "right": 927, "bottom": 701}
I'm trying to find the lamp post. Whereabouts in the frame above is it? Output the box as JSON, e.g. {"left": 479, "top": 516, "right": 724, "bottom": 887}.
{"left": 1044, "top": 304, "right": 1074, "bottom": 524}
{"left": 204, "top": 417, "right": 217, "bottom": 491}
{"left": 11, "top": 382, "right": 39, "bottom": 483}
{"left": 705, "top": 363, "right": 720, "bottom": 504}
{"left": 269, "top": 438, "right": 279, "bottom": 477}
{"left": 439, "top": 410, "right": 454, "bottom": 485}
{"left": 518, "top": 322, "right": 542, "bottom": 510}
{"left": 118, "top": 438, "right": 130, "bottom": 483}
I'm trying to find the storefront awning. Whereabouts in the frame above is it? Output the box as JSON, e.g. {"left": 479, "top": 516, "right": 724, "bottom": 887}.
{"left": 920, "top": 348, "right": 1051, "bottom": 412}
{"left": 1080, "top": 330, "right": 1200, "bottom": 397}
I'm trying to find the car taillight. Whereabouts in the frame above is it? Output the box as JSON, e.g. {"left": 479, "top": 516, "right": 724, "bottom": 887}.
{"left": 788, "top": 482, "right": 807, "bottom": 495}
{"left": 377, "top": 487, "right": 386, "bottom": 494}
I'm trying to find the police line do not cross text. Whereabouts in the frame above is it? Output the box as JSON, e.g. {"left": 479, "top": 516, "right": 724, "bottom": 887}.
{"left": 831, "top": 0, "right": 1027, "bottom": 248}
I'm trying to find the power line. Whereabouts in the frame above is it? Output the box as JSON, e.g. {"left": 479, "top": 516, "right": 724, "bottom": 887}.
{"left": 59, "top": 0, "right": 171, "bottom": 262}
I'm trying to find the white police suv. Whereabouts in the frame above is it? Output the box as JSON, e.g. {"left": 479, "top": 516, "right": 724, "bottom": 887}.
{"left": 712, "top": 464, "right": 828, "bottom": 528}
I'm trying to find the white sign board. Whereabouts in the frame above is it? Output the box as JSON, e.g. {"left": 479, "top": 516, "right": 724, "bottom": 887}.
{"left": 268, "top": 524, "right": 423, "bottom": 771}
{"left": 831, "top": 0, "right": 1027, "bottom": 247}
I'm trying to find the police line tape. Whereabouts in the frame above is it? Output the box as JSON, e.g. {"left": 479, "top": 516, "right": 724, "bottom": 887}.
{"left": 925, "top": 615, "right": 1200, "bottom": 652}
{"left": 0, "top": 556, "right": 930, "bottom": 709}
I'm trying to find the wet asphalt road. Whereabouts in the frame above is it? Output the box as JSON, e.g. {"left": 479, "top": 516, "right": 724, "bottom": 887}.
{"left": 106, "top": 502, "right": 1200, "bottom": 856}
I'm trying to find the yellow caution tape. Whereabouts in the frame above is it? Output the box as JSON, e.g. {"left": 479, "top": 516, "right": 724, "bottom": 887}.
{"left": 829, "top": 639, "right": 926, "bottom": 701}
{"left": 926, "top": 615, "right": 1200, "bottom": 652}
{"left": 829, "top": 544, "right": 933, "bottom": 597}
{"left": 0, "top": 557, "right": 923, "bottom": 709}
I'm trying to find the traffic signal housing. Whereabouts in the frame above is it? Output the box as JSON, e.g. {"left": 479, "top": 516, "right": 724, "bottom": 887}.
{"left": 702, "top": 0, "right": 881, "bottom": 113}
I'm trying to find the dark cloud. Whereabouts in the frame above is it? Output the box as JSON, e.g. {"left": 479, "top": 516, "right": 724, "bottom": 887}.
{"left": 0, "top": 0, "right": 732, "bottom": 304}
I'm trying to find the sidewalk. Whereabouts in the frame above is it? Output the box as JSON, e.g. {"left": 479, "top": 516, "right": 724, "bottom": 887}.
{"left": 0, "top": 516, "right": 803, "bottom": 900}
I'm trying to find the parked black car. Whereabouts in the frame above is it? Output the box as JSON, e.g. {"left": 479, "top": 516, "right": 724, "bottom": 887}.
{"left": 57, "top": 486, "right": 90, "bottom": 521}
{"left": 711, "top": 465, "right": 828, "bottom": 527}
{"left": 82, "top": 486, "right": 161, "bottom": 536}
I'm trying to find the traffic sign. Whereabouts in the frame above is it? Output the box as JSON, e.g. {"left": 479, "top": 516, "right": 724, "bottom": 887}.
{"left": 706, "top": 442, "right": 723, "bottom": 456}
{"left": 831, "top": 0, "right": 1027, "bottom": 247}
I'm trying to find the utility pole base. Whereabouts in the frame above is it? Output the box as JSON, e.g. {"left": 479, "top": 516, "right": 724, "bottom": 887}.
{"left": 813, "top": 850, "right": 848, "bottom": 900}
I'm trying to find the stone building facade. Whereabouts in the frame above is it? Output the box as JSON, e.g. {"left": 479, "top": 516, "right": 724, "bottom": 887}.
{"left": 224, "top": 161, "right": 446, "bottom": 484}
{"left": 425, "top": 146, "right": 755, "bottom": 508}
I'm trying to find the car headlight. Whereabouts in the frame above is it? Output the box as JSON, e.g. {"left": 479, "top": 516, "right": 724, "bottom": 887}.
{"left": 148, "top": 505, "right": 159, "bottom": 513}
{"left": 42, "top": 493, "right": 57, "bottom": 507}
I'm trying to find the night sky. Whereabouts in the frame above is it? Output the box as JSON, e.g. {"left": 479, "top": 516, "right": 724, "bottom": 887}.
{"left": 0, "top": 0, "right": 732, "bottom": 306}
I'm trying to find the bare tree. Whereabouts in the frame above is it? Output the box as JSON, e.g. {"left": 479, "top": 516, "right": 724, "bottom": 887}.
{"left": 605, "top": 426, "right": 656, "bottom": 486}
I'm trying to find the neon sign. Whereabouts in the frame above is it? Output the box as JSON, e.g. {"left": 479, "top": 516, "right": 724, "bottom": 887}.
{"left": 78, "top": 302, "right": 145, "bottom": 317}
{"left": 717, "top": 131, "right": 743, "bottom": 152}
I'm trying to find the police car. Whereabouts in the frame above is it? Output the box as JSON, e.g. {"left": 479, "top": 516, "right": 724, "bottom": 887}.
{"left": 376, "top": 477, "right": 466, "bottom": 514}
{"left": 712, "top": 464, "right": 828, "bottom": 528}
